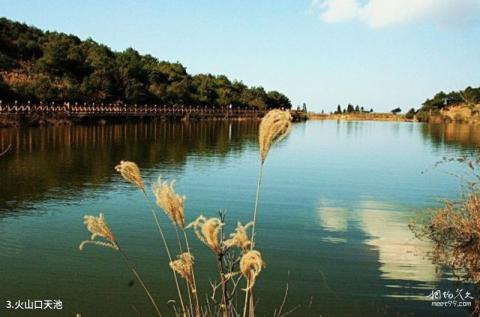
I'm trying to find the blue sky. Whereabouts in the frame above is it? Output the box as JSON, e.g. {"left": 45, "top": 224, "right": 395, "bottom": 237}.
{"left": 1, "top": 0, "right": 479, "bottom": 112}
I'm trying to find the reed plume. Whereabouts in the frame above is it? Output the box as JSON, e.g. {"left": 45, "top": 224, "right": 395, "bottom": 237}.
{"left": 115, "top": 161, "right": 187, "bottom": 315}
{"left": 79, "top": 213, "right": 118, "bottom": 251}
{"left": 251, "top": 110, "right": 292, "bottom": 249}
{"left": 153, "top": 177, "right": 186, "bottom": 228}
{"left": 80, "top": 117, "right": 298, "bottom": 316}
{"left": 170, "top": 253, "right": 195, "bottom": 291}
{"left": 225, "top": 222, "right": 253, "bottom": 252}
{"left": 259, "top": 110, "right": 292, "bottom": 164}
{"left": 152, "top": 177, "right": 200, "bottom": 315}
{"left": 240, "top": 250, "right": 265, "bottom": 291}
{"left": 187, "top": 216, "right": 223, "bottom": 253}
{"left": 115, "top": 160, "right": 145, "bottom": 191}
{"left": 79, "top": 213, "right": 163, "bottom": 316}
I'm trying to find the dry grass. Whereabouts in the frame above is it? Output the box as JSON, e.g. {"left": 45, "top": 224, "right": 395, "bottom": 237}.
{"left": 153, "top": 178, "right": 186, "bottom": 228}
{"left": 252, "top": 110, "right": 292, "bottom": 248}
{"left": 79, "top": 109, "right": 295, "bottom": 317}
{"left": 79, "top": 213, "right": 163, "bottom": 316}
{"left": 225, "top": 222, "right": 253, "bottom": 252}
{"left": 411, "top": 155, "right": 480, "bottom": 315}
{"left": 79, "top": 213, "right": 118, "bottom": 251}
{"left": 240, "top": 250, "right": 265, "bottom": 291}
{"left": 259, "top": 110, "right": 292, "bottom": 164}
{"left": 170, "top": 253, "right": 196, "bottom": 291}
{"left": 187, "top": 216, "right": 223, "bottom": 253}
{"left": 115, "top": 160, "right": 145, "bottom": 191}
{"left": 412, "top": 192, "right": 480, "bottom": 283}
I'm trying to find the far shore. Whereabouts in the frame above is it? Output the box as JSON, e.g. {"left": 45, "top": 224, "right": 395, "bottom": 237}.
{"left": 307, "top": 112, "right": 414, "bottom": 122}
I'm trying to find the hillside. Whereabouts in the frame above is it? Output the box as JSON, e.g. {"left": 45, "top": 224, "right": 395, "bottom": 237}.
{"left": 0, "top": 18, "right": 291, "bottom": 109}
{"left": 417, "top": 86, "right": 480, "bottom": 123}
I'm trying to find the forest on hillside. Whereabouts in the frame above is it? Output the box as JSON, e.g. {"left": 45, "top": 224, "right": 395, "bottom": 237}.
{"left": 420, "top": 86, "right": 480, "bottom": 112}
{"left": 414, "top": 86, "right": 480, "bottom": 121}
{"left": 0, "top": 18, "right": 291, "bottom": 109}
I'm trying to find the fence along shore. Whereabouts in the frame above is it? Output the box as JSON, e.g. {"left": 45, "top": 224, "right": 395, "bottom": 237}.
{"left": 0, "top": 101, "right": 307, "bottom": 125}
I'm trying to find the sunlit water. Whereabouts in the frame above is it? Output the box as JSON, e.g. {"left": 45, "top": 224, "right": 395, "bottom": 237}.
{"left": 1, "top": 120, "right": 480, "bottom": 317}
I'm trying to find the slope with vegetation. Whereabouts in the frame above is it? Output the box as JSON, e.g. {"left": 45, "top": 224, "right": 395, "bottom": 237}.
{"left": 0, "top": 18, "right": 291, "bottom": 110}
{"left": 417, "top": 86, "right": 480, "bottom": 123}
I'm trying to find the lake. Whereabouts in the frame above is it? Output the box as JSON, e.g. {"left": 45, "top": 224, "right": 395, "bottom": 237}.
{"left": 1, "top": 120, "right": 480, "bottom": 317}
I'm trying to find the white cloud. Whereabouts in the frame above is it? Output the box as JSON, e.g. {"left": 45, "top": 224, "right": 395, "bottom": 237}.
{"left": 320, "top": 0, "right": 359, "bottom": 23}
{"left": 312, "top": 0, "right": 480, "bottom": 28}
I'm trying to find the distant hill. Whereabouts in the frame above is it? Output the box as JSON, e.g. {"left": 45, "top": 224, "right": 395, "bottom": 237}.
{"left": 0, "top": 18, "right": 291, "bottom": 109}
{"left": 417, "top": 86, "right": 480, "bottom": 123}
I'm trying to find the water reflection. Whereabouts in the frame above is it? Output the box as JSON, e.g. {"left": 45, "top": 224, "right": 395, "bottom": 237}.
{"left": 317, "top": 200, "right": 348, "bottom": 243}
{"left": 1, "top": 120, "right": 478, "bottom": 316}
{"left": 317, "top": 198, "right": 438, "bottom": 300}
{"left": 421, "top": 123, "right": 480, "bottom": 151}
{"left": 0, "top": 121, "right": 258, "bottom": 212}
{"left": 358, "top": 200, "right": 437, "bottom": 284}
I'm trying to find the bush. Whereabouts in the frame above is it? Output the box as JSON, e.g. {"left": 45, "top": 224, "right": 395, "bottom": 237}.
{"left": 405, "top": 108, "right": 416, "bottom": 119}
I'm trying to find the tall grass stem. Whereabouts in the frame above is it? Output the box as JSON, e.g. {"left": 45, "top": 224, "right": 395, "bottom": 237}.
{"left": 118, "top": 247, "right": 163, "bottom": 317}
{"left": 141, "top": 190, "right": 187, "bottom": 316}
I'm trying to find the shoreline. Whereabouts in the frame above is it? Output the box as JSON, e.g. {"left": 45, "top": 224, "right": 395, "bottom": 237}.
{"left": 0, "top": 110, "right": 308, "bottom": 128}
{"left": 307, "top": 113, "right": 414, "bottom": 122}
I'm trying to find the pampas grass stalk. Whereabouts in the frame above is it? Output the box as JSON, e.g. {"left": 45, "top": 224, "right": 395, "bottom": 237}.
{"left": 142, "top": 192, "right": 188, "bottom": 316}
{"left": 251, "top": 110, "right": 292, "bottom": 248}
{"left": 115, "top": 161, "right": 187, "bottom": 316}
{"left": 243, "top": 110, "right": 291, "bottom": 317}
{"left": 118, "top": 246, "right": 164, "bottom": 317}
{"left": 80, "top": 213, "right": 163, "bottom": 317}
{"left": 153, "top": 177, "right": 201, "bottom": 316}
{"left": 101, "top": 113, "right": 294, "bottom": 317}
{"left": 250, "top": 164, "right": 264, "bottom": 248}
{"left": 240, "top": 250, "right": 265, "bottom": 317}
{"left": 183, "top": 230, "right": 201, "bottom": 316}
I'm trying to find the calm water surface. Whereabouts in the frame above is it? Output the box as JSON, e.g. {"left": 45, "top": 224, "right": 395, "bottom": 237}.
{"left": 1, "top": 120, "right": 480, "bottom": 317}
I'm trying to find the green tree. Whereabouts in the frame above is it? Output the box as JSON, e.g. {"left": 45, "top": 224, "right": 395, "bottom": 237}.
{"left": 405, "top": 108, "right": 416, "bottom": 119}
{"left": 0, "top": 17, "right": 293, "bottom": 109}
{"left": 391, "top": 107, "right": 402, "bottom": 115}
{"left": 266, "top": 91, "right": 291, "bottom": 109}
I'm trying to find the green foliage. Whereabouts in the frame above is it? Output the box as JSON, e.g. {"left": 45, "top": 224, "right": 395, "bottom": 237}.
{"left": 416, "top": 86, "right": 480, "bottom": 121}
{"left": 0, "top": 52, "right": 17, "bottom": 70}
{"left": 335, "top": 104, "right": 366, "bottom": 114}
{"left": 405, "top": 108, "right": 416, "bottom": 119}
{"left": 302, "top": 103, "right": 307, "bottom": 112}
{"left": 462, "top": 86, "right": 480, "bottom": 105}
{"left": 391, "top": 107, "right": 401, "bottom": 114}
{"left": 0, "top": 77, "right": 15, "bottom": 99}
{"left": 421, "top": 87, "right": 480, "bottom": 112}
{"left": 0, "top": 18, "right": 291, "bottom": 109}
